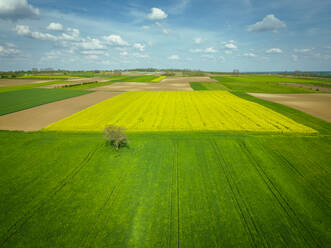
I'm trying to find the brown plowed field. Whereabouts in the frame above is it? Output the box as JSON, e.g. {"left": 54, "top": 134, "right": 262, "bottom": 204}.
{"left": 0, "top": 92, "right": 122, "bottom": 131}
{"left": 38, "top": 78, "right": 111, "bottom": 88}
{"left": 250, "top": 93, "right": 331, "bottom": 122}
{"left": 91, "top": 77, "right": 217, "bottom": 91}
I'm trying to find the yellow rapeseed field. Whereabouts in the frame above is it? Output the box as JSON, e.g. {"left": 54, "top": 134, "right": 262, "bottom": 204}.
{"left": 45, "top": 91, "right": 316, "bottom": 133}
{"left": 151, "top": 76, "right": 166, "bottom": 82}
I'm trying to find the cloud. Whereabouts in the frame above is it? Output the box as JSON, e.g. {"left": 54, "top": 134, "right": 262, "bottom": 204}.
{"left": 247, "top": 14, "right": 286, "bottom": 32}
{"left": 292, "top": 55, "right": 298, "bottom": 61}
{"left": 243, "top": 52, "right": 256, "bottom": 57}
{"left": 190, "top": 47, "right": 217, "bottom": 53}
{"left": 132, "top": 53, "right": 149, "bottom": 58}
{"left": 14, "top": 25, "right": 58, "bottom": 41}
{"left": 168, "top": 55, "right": 180, "bottom": 60}
{"left": 47, "top": 22, "right": 63, "bottom": 31}
{"left": 0, "top": 0, "right": 39, "bottom": 21}
{"left": 147, "top": 8, "right": 167, "bottom": 20}
{"left": 224, "top": 42, "right": 237, "bottom": 49}
{"left": 194, "top": 37, "right": 202, "bottom": 44}
{"left": 294, "top": 48, "right": 312, "bottom": 53}
{"left": 224, "top": 50, "right": 232, "bottom": 54}
{"left": 201, "top": 54, "right": 215, "bottom": 59}
{"left": 103, "top": 35, "right": 129, "bottom": 46}
{"left": 0, "top": 43, "right": 20, "bottom": 56}
{"left": 79, "top": 38, "right": 104, "bottom": 50}
{"left": 120, "top": 51, "right": 128, "bottom": 56}
{"left": 168, "top": 0, "right": 191, "bottom": 14}
{"left": 142, "top": 25, "right": 150, "bottom": 30}
{"left": 266, "top": 48, "right": 283, "bottom": 54}
{"left": 133, "top": 43, "right": 145, "bottom": 51}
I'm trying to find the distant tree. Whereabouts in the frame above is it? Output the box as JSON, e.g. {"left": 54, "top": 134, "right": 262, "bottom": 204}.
{"left": 113, "top": 70, "right": 122, "bottom": 76}
{"left": 104, "top": 125, "right": 128, "bottom": 150}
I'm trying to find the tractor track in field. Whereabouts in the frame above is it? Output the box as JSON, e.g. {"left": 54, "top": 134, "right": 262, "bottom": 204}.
{"left": 210, "top": 139, "right": 263, "bottom": 248}
{"left": 239, "top": 141, "right": 322, "bottom": 247}
{"left": 80, "top": 155, "right": 138, "bottom": 247}
{"left": 0, "top": 144, "right": 101, "bottom": 247}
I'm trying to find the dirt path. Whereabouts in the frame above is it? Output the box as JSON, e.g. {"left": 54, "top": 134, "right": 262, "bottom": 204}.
{"left": 249, "top": 93, "right": 331, "bottom": 122}
{"left": 38, "top": 77, "right": 111, "bottom": 88}
{"left": 0, "top": 79, "right": 54, "bottom": 87}
{"left": 90, "top": 76, "right": 217, "bottom": 91}
{"left": 0, "top": 92, "right": 121, "bottom": 131}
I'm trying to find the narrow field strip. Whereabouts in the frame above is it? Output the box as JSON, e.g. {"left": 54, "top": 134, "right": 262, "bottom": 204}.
{"left": 45, "top": 91, "right": 316, "bottom": 133}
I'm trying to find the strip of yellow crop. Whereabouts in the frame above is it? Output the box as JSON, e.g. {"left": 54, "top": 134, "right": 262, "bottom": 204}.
{"left": 151, "top": 76, "right": 166, "bottom": 82}
{"left": 45, "top": 91, "right": 316, "bottom": 133}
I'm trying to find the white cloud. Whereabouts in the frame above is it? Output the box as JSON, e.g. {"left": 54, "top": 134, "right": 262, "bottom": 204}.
{"left": 0, "top": 0, "right": 39, "bottom": 21}
{"left": 194, "top": 37, "right": 202, "bottom": 44}
{"left": 142, "top": 25, "right": 150, "bottom": 30}
{"left": 205, "top": 47, "right": 217, "bottom": 53}
{"left": 147, "top": 8, "right": 168, "bottom": 20}
{"left": 14, "top": 25, "right": 58, "bottom": 41}
{"left": 0, "top": 43, "right": 20, "bottom": 56}
{"left": 86, "top": 55, "right": 99, "bottom": 60}
{"left": 79, "top": 38, "right": 104, "bottom": 50}
{"left": 133, "top": 43, "right": 145, "bottom": 51}
{"left": 294, "top": 48, "right": 312, "bottom": 53}
{"left": 103, "top": 35, "right": 129, "bottom": 46}
{"left": 266, "top": 48, "right": 283, "bottom": 54}
{"left": 224, "top": 50, "right": 232, "bottom": 54}
{"left": 132, "top": 53, "right": 149, "bottom": 58}
{"left": 201, "top": 54, "right": 214, "bottom": 59}
{"left": 120, "top": 51, "right": 128, "bottom": 56}
{"left": 168, "top": 55, "right": 180, "bottom": 60}
{"left": 190, "top": 47, "right": 217, "bottom": 53}
{"left": 247, "top": 14, "right": 286, "bottom": 32}
{"left": 243, "top": 52, "right": 257, "bottom": 57}
{"left": 224, "top": 43, "right": 237, "bottom": 49}
{"left": 47, "top": 22, "right": 63, "bottom": 31}
{"left": 292, "top": 55, "right": 298, "bottom": 61}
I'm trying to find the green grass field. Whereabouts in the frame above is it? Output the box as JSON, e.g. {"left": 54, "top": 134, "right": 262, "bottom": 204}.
{"left": 0, "top": 80, "right": 72, "bottom": 93}
{"left": 211, "top": 76, "right": 329, "bottom": 93}
{"left": 0, "top": 131, "right": 329, "bottom": 247}
{"left": 190, "top": 82, "right": 229, "bottom": 90}
{"left": 0, "top": 88, "right": 90, "bottom": 116}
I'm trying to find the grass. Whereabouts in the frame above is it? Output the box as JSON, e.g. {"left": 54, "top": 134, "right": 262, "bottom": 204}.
{"left": 62, "top": 80, "right": 118, "bottom": 90}
{"left": 122, "top": 75, "right": 160, "bottom": 82}
{"left": 45, "top": 91, "right": 315, "bottom": 133}
{"left": 211, "top": 76, "right": 330, "bottom": 93}
{"left": 0, "top": 80, "right": 71, "bottom": 93}
{"left": 0, "top": 130, "right": 329, "bottom": 247}
{"left": 0, "top": 88, "right": 90, "bottom": 116}
{"left": 190, "top": 82, "right": 229, "bottom": 90}
{"left": 20, "top": 76, "right": 84, "bottom": 80}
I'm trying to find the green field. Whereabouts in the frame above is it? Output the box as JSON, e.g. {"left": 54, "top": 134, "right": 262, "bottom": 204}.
{"left": 0, "top": 88, "right": 90, "bottom": 116}
{"left": 211, "top": 76, "right": 330, "bottom": 93}
{"left": 0, "top": 80, "right": 72, "bottom": 93}
{"left": 190, "top": 82, "right": 229, "bottom": 90}
{"left": 0, "top": 131, "right": 330, "bottom": 247}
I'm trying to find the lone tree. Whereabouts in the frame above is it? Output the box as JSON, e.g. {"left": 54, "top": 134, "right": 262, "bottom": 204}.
{"left": 104, "top": 125, "right": 128, "bottom": 150}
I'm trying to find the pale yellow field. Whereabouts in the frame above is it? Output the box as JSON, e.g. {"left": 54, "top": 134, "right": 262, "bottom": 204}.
{"left": 45, "top": 91, "right": 316, "bottom": 133}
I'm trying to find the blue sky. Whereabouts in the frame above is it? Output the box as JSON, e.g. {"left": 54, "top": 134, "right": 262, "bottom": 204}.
{"left": 0, "top": 0, "right": 331, "bottom": 71}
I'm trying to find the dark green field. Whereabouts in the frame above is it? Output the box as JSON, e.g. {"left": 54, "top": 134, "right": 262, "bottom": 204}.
{"left": 0, "top": 88, "right": 90, "bottom": 116}
{"left": 211, "top": 76, "right": 330, "bottom": 93}
{"left": 190, "top": 82, "right": 229, "bottom": 90}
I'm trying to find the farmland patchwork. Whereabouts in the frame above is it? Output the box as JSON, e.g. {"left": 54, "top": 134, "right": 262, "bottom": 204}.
{"left": 45, "top": 91, "right": 316, "bottom": 133}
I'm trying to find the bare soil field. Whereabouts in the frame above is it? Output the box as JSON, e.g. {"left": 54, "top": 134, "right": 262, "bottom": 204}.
{"left": 280, "top": 83, "right": 331, "bottom": 92}
{"left": 250, "top": 93, "right": 331, "bottom": 122}
{"left": 38, "top": 78, "right": 111, "bottom": 88}
{"left": 0, "top": 92, "right": 121, "bottom": 131}
{"left": 91, "top": 76, "right": 216, "bottom": 91}
{"left": 0, "top": 79, "right": 54, "bottom": 87}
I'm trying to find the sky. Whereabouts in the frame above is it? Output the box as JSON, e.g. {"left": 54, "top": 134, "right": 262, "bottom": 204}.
{"left": 0, "top": 0, "right": 331, "bottom": 72}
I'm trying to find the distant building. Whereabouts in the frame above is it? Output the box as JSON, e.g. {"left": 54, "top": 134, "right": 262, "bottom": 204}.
{"left": 233, "top": 69, "right": 240, "bottom": 74}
